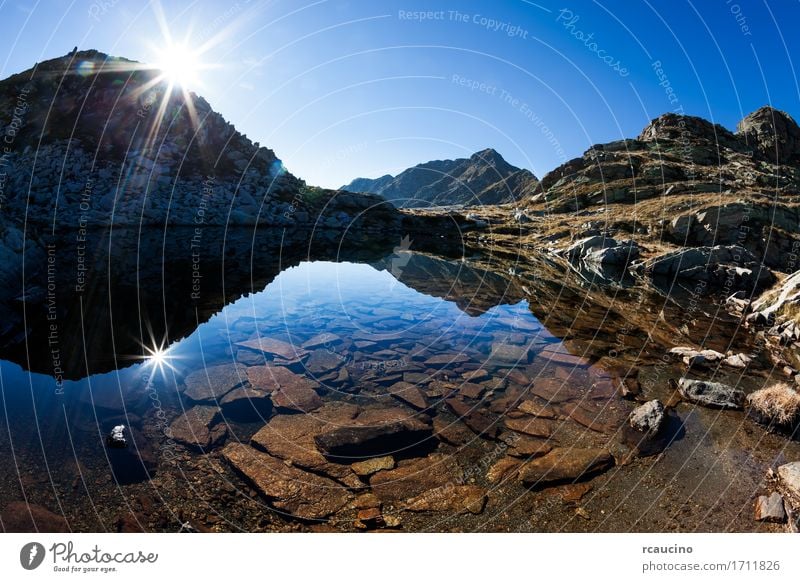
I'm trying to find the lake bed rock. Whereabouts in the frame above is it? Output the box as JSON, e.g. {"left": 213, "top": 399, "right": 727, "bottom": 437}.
{"left": 168, "top": 405, "right": 227, "bottom": 450}
{"left": 183, "top": 363, "right": 248, "bottom": 403}
{"left": 517, "top": 448, "right": 614, "bottom": 487}
{"left": 221, "top": 443, "right": 351, "bottom": 520}
{"left": 370, "top": 453, "right": 463, "bottom": 502}
{"left": 404, "top": 484, "right": 487, "bottom": 515}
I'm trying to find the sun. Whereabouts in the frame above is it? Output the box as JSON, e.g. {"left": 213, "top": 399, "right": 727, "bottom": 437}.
{"left": 142, "top": 340, "right": 177, "bottom": 375}
{"left": 154, "top": 42, "right": 203, "bottom": 88}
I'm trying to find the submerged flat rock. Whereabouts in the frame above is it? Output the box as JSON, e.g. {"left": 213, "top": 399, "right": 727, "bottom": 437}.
{"left": 221, "top": 443, "right": 351, "bottom": 520}
{"left": 405, "top": 484, "right": 487, "bottom": 514}
{"left": 246, "top": 365, "right": 323, "bottom": 412}
{"left": 219, "top": 386, "right": 273, "bottom": 421}
{"left": 314, "top": 410, "right": 432, "bottom": 462}
{"left": 182, "top": 363, "right": 248, "bottom": 403}
{"left": 370, "top": 453, "right": 463, "bottom": 501}
{"left": 504, "top": 416, "right": 555, "bottom": 438}
{"left": 250, "top": 403, "right": 361, "bottom": 485}
{"left": 304, "top": 349, "right": 346, "bottom": 375}
{"left": 237, "top": 337, "right": 308, "bottom": 361}
{"left": 387, "top": 381, "right": 429, "bottom": 410}
{"left": 517, "top": 447, "right": 614, "bottom": 487}
{"left": 168, "top": 405, "right": 227, "bottom": 450}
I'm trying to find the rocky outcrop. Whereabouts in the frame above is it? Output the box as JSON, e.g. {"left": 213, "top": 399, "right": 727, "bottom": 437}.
{"left": 530, "top": 107, "right": 800, "bottom": 214}
{"left": 736, "top": 106, "right": 800, "bottom": 165}
{"left": 666, "top": 202, "right": 800, "bottom": 271}
{"left": 752, "top": 270, "right": 800, "bottom": 321}
{"left": 343, "top": 148, "right": 538, "bottom": 208}
{"left": 643, "top": 245, "right": 774, "bottom": 292}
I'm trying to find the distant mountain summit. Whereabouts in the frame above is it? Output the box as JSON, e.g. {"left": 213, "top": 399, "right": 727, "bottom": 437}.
{"left": 342, "top": 148, "right": 538, "bottom": 208}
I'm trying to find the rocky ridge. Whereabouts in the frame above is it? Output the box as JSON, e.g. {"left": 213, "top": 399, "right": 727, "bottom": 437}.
{"left": 342, "top": 148, "right": 539, "bottom": 208}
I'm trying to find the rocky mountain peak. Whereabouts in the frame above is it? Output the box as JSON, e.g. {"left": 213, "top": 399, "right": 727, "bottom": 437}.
{"left": 638, "top": 112, "right": 737, "bottom": 145}
{"left": 736, "top": 105, "right": 800, "bottom": 164}
{"left": 469, "top": 148, "right": 506, "bottom": 166}
{"left": 342, "top": 149, "right": 538, "bottom": 208}
{"left": 0, "top": 49, "right": 399, "bottom": 230}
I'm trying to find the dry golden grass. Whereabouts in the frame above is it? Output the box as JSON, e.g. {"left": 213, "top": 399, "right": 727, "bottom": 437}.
{"left": 747, "top": 383, "right": 800, "bottom": 425}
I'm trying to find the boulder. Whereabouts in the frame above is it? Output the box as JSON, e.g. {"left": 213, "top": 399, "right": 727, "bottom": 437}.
{"left": 754, "top": 493, "right": 786, "bottom": 523}
{"left": 517, "top": 448, "right": 614, "bottom": 487}
{"left": 106, "top": 424, "right": 127, "bottom": 448}
{"left": 722, "top": 353, "right": 752, "bottom": 369}
{"left": 777, "top": 462, "right": 800, "bottom": 504}
{"left": 628, "top": 400, "right": 665, "bottom": 435}
{"left": 565, "top": 236, "right": 640, "bottom": 267}
{"left": 677, "top": 378, "right": 744, "bottom": 409}
{"left": 669, "top": 347, "right": 725, "bottom": 367}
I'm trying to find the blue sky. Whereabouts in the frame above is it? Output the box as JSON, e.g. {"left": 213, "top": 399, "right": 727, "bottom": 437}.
{"left": 1, "top": 0, "right": 798, "bottom": 188}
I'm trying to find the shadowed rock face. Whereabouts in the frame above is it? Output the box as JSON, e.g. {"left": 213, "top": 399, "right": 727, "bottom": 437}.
{"left": 0, "top": 50, "right": 399, "bottom": 230}
{"left": 343, "top": 148, "right": 539, "bottom": 208}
